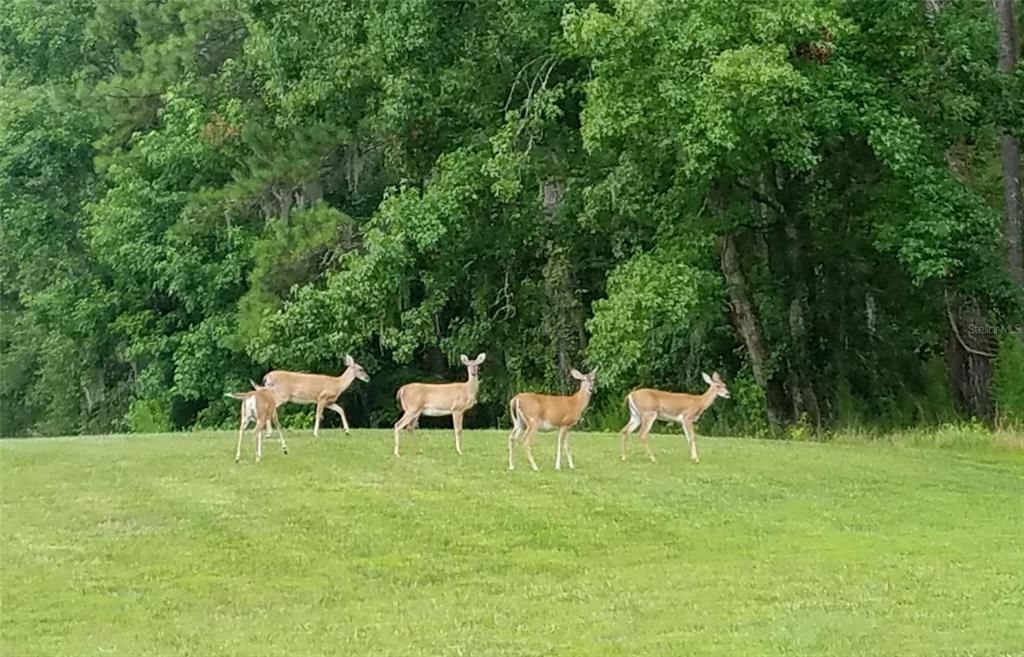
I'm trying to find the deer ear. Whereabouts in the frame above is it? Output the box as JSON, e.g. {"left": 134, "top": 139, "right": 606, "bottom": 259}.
{"left": 712, "top": 371, "right": 722, "bottom": 382}
{"left": 702, "top": 372, "right": 713, "bottom": 385}
{"left": 475, "top": 353, "right": 486, "bottom": 364}
{"left": 460, "top": 354, "right": 470, "bottom": 365}
{"left": 589, "top": 366, "right": 598, "bottom": 377}
{"left": 570, "top": 368, "right": 584, "bottom": 380}
{"left": 345, "top": 354, "right": 354, "bottom": 366}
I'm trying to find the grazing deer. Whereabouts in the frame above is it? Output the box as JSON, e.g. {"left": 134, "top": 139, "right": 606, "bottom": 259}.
{"left": 226, "top": 381, "right": 287, "bottom": 463}
{"left": 262, "top": 355, "right": 370, "bottom": 437}
{"left": 620, "top": 371, "right": 730, "bottom": 464}
{"left": 507, "top": 367, "right": 597, "bottom": 471}
{"left": 393, "top": 353, "right": 486, "bottom": 457}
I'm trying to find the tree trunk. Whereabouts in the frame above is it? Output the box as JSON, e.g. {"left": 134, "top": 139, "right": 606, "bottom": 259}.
{"left": 539, "top": 180, "right": 585, "bottom": 386}
{"left": 994, "top": 0, "right": 1024, "bottom": 285}
{"left": 923, "top": 0, "right": 999, "bottom": 422}
{"left": 719, "top": 233, "right": 782, "bottom": 429}
{"left": 946, "top": 291, "right": 996, "bottom": 421}
{"left": 771, "top": 166, "right": 823, "bottom": 430}
{"left": 782, "top": 216, "right": 823, "bottom": 430}
{"left": 543, "top": 246, "right": 585, "bottom": 386}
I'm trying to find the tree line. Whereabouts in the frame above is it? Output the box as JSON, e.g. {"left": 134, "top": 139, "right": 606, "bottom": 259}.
{"left": 1, "top": 0, "right": 1022, "bottom": 437}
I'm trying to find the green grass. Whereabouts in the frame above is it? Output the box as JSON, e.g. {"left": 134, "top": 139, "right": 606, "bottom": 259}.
{"left": 2, "top": 429, "right": 1022, "bottom": 656}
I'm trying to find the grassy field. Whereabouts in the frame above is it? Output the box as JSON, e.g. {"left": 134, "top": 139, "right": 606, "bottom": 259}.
{"left": 1, "top": 429, "right": 1022, "bottom": 657}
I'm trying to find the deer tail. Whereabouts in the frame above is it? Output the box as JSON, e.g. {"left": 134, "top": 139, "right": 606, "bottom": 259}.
{"left": 509, "top": 396, "right": 523, "bottom": 432}
{"left": 626, "top": 392, "right": 640, "bottom": 422}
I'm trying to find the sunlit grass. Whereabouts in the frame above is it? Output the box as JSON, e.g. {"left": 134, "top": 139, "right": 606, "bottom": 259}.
{"left": 2, "top": 430, "right": 1022, "bottom": 656}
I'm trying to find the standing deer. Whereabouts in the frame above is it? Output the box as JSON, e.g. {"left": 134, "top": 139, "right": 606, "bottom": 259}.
{"left": 620, "top": 371, "right": 730, "bottom": 464}
{"left": 262, "top": 355, "right": 370, "bottom": 437}
{"left": 507, "top": 367, "right": 597, "bottom": 471}
{"left": 226, "top": 381, "right": 287, "bottom": 463}
{"left": 393, "top": 353, "right": 486, "bottom": 457}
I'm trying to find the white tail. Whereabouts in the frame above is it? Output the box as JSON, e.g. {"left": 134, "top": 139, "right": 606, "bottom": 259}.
{"left": 507, "top": 367, "right": 597, "bottom": 471}
{"left": 262, "top": 354, "right": 370, "bottom": 437}
{"left": 225, "top": 380, "right": 287, "bottom": 463}
{"left": 620, "top": 371, "right": 730, "bottom": 463}
{"left": 393, "top": 353, "right": 486, "bottom": 456}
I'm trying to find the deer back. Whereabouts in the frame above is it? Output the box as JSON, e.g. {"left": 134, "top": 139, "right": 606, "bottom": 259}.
{"left": 398, "top": 380, "right": 479, "bottom": 413}
{"left": 263, "top": 370, "right": 349, "bottom": 402}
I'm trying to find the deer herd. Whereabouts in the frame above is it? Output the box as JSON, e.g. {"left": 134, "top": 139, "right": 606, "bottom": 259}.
{"left": 226, "top": 353, "right": 731, "bottom": 470}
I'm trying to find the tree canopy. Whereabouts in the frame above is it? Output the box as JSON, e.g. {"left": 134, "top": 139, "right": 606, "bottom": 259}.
{"left": 1, "top": 0, "right": 1021, "bottom": 437}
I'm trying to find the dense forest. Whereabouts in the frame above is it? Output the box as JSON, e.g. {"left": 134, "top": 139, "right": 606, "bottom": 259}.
{"left": 1, "top": 0, "right": 1022, "bottom": 437}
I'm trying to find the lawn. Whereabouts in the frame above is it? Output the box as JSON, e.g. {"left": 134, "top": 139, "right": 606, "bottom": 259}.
{"left": 1, "top": 429, "right": 1022, "bottom": 656}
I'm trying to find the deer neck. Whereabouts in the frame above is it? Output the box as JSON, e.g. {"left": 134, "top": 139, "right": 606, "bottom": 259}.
{"left": 574, "top": 383, "right": 592, "bottom": 414}
{"left": 698, "top": 386, "right": 718, "bottom": 413}
{"left": 337, "top": 368, "right": 356, "bottom": 390}
{"left": 465, "top": 371, "right": 480, "bottom": 396}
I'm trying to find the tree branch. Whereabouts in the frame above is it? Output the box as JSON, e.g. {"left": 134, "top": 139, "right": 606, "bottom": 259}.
{"left": 735, "top": 179, "right": 787, "bottom": 217}
{"left": 945, "top": 290, "right": 996, "bottom": 359}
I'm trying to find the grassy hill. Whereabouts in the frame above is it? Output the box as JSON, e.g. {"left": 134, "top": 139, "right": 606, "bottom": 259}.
{"left": 2, "top": 430, "right": 1021, "bottom": 656}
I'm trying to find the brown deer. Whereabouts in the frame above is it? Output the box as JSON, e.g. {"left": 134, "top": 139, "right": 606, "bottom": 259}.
{"left": 225, "top": 381, "right": 287, "bottom": 463}
{"left": 507, "top": 367, "right": 596, "bottom": 471}
{"left": 262, "top": 355, "right": 370, "bottom": 436}
{"left": 620, "top": 372, "right": 730, "bottom": 463}
{"left": 393, "top": 353, "right": 486, "bottom": 457}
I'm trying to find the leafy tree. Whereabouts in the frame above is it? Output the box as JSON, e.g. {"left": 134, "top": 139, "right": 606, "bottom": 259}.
{"left": 1, "top": 0, "right": 1020, "bottom": 436}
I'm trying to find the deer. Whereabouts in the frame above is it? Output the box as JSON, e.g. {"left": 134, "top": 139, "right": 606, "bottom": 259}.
{"left": 393, "top": 353, "right": 486, "bottom": 457}
{"left": 507, "top": 367, "right": 597, "bottom": 472}
{"left": 620, "top": 371, "right": 730, "bottom": 464}
{"left": 261, "top": 355, "right": 370, "bottom": 437}
{"left": 225, "top": 381, "right": 287, "bottom": 463}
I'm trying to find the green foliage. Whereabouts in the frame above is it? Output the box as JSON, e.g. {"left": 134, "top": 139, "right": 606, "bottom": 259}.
{"left": 587, "top": 240, "right": 721, "bottom": 390}
{"left": 713, "top": 372, "right": 770, "bottom": 436}
{"left": 994, "top": 336, "right": 1024, "bottom": 428}
{"left": 123, "top": 397, "right": 172, "bottom": 434}
{"left": 1, "top": 0, "right": 1021, "bottom": 436}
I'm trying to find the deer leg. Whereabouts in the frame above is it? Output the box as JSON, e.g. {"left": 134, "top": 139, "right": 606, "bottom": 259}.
{"left": 507, "top": 424, "right": 520, "bottom": 470}
{"left": 274, "top": 414, "right": 288, "bottom": 454}
{"left": 681, "top": 419, "right": 699, "bottom": 463}
{"left": 522, "top": 424, "right": 540, "bottom": 472}
{"left": 620, "top": 415, "right": 641, "bottom": 461}
{"left": 393, "top": 410, "right": 417, "bottom": 457}
{"left": 563, "top": 427, "right": 575, "bottom": 470}
{"left": 639, "top": 415, "right": 657, "bottom": 463}
{"left": 253, "top": 424, "right": 262, "bottom": 463}
{"left": 555, "top": 426, "right": 566, "bottom": 470}
{"left": 313, "top": 398, "right": 328, "bottom": 437}
{"left": 452, "top": 410, "right": 464, "bottom": 455}
{"left": 260, "top": 418, "right": 273, "bottom": 460}
{"left": 327, "top": 402, "right": 351, "bottom": 435}
{"left": 235, "top": 410, "right": 247, "bottom": 463}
